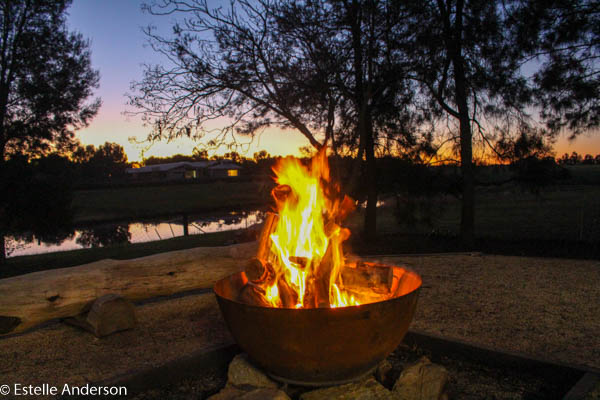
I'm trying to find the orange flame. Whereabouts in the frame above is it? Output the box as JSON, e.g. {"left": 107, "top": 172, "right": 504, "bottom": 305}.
{"left": 258, "top": 148, "right": 362, "bottom": 308}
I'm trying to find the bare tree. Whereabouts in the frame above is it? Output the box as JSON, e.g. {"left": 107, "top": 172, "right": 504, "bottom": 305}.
{"left": 129, "top": 0, "right": 334, "bottom": 153}
{"left": 130, "top": 0, "right": 427, "bottom": 240}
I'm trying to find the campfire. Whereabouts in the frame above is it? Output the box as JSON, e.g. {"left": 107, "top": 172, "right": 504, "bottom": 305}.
{"left": 239, "top": 149, "right": 416, "bottom": 309}
{"left": 214, "top": 149, "right": 422, "bottom": 385}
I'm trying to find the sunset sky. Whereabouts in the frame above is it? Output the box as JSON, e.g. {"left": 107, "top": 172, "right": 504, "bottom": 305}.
{"left": 67, "top": 0, "right": 600, "bottom": 162}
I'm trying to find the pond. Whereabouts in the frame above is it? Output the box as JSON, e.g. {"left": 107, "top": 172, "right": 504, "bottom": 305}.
{"left": 6, "top": 209, "right": 265, "bottom": 258}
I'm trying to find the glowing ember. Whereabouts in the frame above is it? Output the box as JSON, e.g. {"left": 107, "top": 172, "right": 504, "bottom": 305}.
{"left": 238, "top": 148, "right": 406, "bottom": 309}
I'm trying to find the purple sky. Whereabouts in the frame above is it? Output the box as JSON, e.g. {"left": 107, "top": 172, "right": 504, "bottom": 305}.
{"left": 67, "top": 0, "right": 599, "bottom": 162}
{"left": 67, "top": 0, "right": 310, "bottom": 162}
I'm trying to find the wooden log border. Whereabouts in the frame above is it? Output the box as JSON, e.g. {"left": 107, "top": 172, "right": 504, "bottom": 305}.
{"left": 0, "top": 241, "right": 256, "bottom": 336}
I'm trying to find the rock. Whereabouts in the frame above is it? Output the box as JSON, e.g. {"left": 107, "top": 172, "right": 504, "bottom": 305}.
{"left": 64, "top": 294, "right": 136, "bottom": 337}
{"left": 300, "top": 377, "right": 391, "bottom": 400}
{"left": 374, "top": 359, "right": 393, "bottom": 386}
{"left": 207, "top": 386, "right": 246, "bottom": 400}
{"left": 393, "top": 357, "right": 448, "bottom": 400}
{"left": 240, "top": 388, "right": 291, "bottom": 399}
{"left": 227, "top": 353, "right": 278, "bottom": 389}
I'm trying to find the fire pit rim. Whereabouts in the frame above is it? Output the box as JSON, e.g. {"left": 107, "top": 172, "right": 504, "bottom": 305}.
{"left": 213, "top": 264, "right": 422, "bottom": 310}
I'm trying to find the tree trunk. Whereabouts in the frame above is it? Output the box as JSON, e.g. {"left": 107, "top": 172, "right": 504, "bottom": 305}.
{"left": 458, "top": 108, "right": 475, "bottom": 248}
{"left": 347, "top": 0, "right": 377, "bottom": 241}
{"left": 451, "top": 0, "right": 475, "bottom": 248}
{"left": 363, "top": 112, "right": 377, "bottom": 241}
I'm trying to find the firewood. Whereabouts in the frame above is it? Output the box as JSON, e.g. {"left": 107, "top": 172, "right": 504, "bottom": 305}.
{"left": 314, "top": 243, "right": 335, "bottom": 308}
{"left": 272, "top": 184, "right": 297, "bottom": 207}
{"left": 256, "top": 212, "right": 279, "bottom": 262}
{"left": 340, "top": 264, "right": 393, "bottom": 295}
{"left": 391, "top": 268, "right": 421, "bottom": 297}
{"left": 238, "top": 283, "right": 272, "bottom": 308}
{"left": 314, "top": 227, "right": 350, "bottom": 308}
{"left": 302, "top": 276, "right": 318, "bottom": 308}
{"left": 277, "top": 278, "right": 299, "bottom": 308}
{"left": 341, "top": 287, "right": 389, "bottom": 305}
{"left": 245, "top": 258, "right": 265, "bottom": 281}
{"left": 289, "top": 256, "right": 309, "bottom": 269}
{"left": 244, "top": 258, "right": 276, "bottom": 284}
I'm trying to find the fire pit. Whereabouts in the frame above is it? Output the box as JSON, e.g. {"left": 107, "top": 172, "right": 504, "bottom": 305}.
{"left": 214, "top": 148, "right": 422, "bottom": 385}
{"left": 215, "top": 267, "right": 421, "bottom": 385}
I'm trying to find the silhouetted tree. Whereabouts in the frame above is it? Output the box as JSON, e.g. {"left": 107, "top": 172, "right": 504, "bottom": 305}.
{"left": 253, "top": 150, "right": 270, "bottom": 162}
{"left": 130, "top": 0, "right": 326, "bottom": 151}
{"left": 402, "top": 0, "right": 537, "bottom": 246}
{"left": 77, "top": 223, "right": 131, "bottom": 248}
{"left": 0, "top": 0, "right": 100, "bottom": 263}
{"left": 557, "top": 153, "right": 570, "bottom": 165}
{"left": 0, "top": 0, "right": 100, "bottom": 160}
{"left": 71, "top": 143, "right": 96, "bottom": 164}
{"left": 132, "top": 0, "right": 427, "bottom": 240}
{"left": 87, "top": 142, "right": 128, "bottom": 179}
{"left": 515, "top": 0, "right": 599, "bottom": 135}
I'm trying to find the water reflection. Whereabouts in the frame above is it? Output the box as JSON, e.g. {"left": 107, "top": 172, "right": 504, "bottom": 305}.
{"left": 7, "top": 210, "right": 264, "bottom": 257}
{"left": 77, "top": 224, "right": 131, "bottom": 248}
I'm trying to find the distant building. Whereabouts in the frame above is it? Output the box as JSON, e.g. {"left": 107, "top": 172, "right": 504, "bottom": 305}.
{"left": 125, "top": 160, "right": 242, "bottom": 181}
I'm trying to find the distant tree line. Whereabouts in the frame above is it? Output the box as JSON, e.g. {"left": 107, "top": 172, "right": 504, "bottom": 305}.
{"left": 557, "top": 152, "right": 600, "bottom": 165}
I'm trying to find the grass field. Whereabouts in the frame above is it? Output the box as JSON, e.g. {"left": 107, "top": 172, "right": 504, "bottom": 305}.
{"left": 71, "top": 180, "right": 272, "bottom": 223}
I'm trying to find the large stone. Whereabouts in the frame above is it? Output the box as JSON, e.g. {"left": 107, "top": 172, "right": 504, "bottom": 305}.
{"left": 393, "top": 357, "right": 448, "bottom": 400}
{"left": 239, "top": 388, "right": 291, "bottom": 400}
{"left": 207, "top": 386, "right": 246, "bottom": 400}
{"left": 374, "top": 359, "right": 393, "bottom": 386}
{"left": 300, "top": 377, "right": 392, "bottom": 400}
{"left": 227, "top": 353, "right": 278, "bottom": 389}
{"left": 208, "top": 387, "right": 290, "bottom": 400}
{"left": 64, "top": 294, "right": 136, "bottom": 337}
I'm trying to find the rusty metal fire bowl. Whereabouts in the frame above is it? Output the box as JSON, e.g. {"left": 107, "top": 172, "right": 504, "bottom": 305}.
{"left": 214, "top": 266, "right": 422, "bottom": 386}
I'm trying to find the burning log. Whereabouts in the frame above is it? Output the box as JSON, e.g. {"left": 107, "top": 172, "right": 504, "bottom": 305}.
{"left": 256, "top": 212, "right": 278, "bottom": 262}
{"left": 277, "top": 278, "right": 298, "bottom": 308}
{"left": 238, "top": 283, "right": 272, "bottom": 308}
{"left": 244, "top": 258, "right": 275, "bottom": 284}
{"left": 390, "top": 268, "right": 422, "bottom": 298}
{"left": 313, "top": 243, "right": 335, "bottom": 308}
{"left": 313, "top": 227, "right": 350, "bottom": 308}
{"left": 289, "top": 256, "right": 309, "bottom": 269}
{"left": 302, "top": 277, "right": 318, "bottom": 308}
{"left": 340, "top": 262, "right": 396, "bottom": 296}
{"left": 272, "top": 184, "right": 297, "bottom": 208}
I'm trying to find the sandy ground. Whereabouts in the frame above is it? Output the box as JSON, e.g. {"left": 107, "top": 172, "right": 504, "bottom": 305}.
{"left": 1, "top": 253, "right": 598, "bottom": 395}
{"left": 366, "top": 254, "right": 600, "bottom": 370}
{"left": 0, "top": 293, "right": 231, "bottom": 396}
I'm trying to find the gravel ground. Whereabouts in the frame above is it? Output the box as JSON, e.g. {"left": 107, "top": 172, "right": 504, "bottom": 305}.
{"left": 2, "top": 253, "right": 598, "bottom": 398}
{"left": 365, "top": 253, "right": 600, "bottom": 370}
